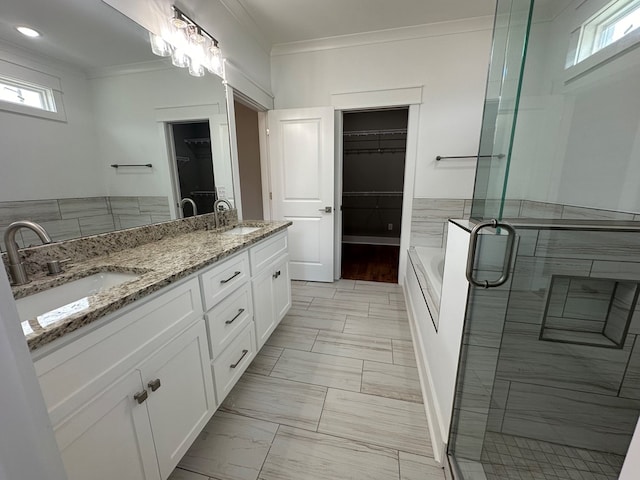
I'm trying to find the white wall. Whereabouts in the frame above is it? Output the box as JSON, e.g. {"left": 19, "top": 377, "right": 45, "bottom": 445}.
{"left": 271, "top": 17, "right": 493, "bottom": 200}
{"left": 0, "top": 43, "right": 104, "bottom": 202}
{"left": 89, "top": 65, "right": 229, "bottom": 198}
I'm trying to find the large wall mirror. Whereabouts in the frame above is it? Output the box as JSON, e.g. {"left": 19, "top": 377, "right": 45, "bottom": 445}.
{"left": 0, "top": 0, "right": 235, "bottom": 251}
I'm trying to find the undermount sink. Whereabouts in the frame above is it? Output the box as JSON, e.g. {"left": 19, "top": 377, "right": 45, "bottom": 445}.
{"left": 223, "top": 226, "right": 261, "bottom": 235}
{"left": 17, "top": 271, "right": 139, "bottom": 328}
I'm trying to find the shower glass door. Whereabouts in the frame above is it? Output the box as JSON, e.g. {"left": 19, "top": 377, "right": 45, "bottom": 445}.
{"left": 449, "top": 0, "right": 640, "bottom": 478}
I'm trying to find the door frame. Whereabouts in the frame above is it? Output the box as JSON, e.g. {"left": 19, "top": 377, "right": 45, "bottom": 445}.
{"left": 226, "top": 86, "right": 272, "bottom": 222}
{"left": 332, "top": 87, "right": 423, "bottom": 283}
{"left": 155, "top": 104, "right": 225, "bottom": 219}
{"left": 257, "top": 87, "right": 422, "bottom": 283}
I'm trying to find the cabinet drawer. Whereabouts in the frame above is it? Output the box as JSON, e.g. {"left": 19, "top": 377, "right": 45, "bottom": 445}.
{"left": 212, "top": 321, "right": 256, "bottom": 401}
{"left": 35, "top": 278, "right": 202, "bottom": 426}
{"left": 200, "top": 251, "right": 250, "bottom": 311}
{"left": 206, "top": 283, "right": 253, "bottom": 358}
{"left": 249, "top": 231, "right": 287, "bottom": 275}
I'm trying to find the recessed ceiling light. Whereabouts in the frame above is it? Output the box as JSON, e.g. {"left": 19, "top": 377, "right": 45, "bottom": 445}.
{"left": 16, "top": 26, "right": 41, "bottom": 38}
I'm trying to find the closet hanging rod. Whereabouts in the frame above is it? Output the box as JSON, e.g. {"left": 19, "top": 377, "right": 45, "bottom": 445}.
{"left": 345, "top": 148, "right": 406, "bottom": 154}
{"left": 110, "top": 163, "right": 153, "bottom": 168}
{"left": 436, "top": 154, "right": 505, "bottom": 161}
{"left": 343, "top": 128, "right": 407, "bottom": 137}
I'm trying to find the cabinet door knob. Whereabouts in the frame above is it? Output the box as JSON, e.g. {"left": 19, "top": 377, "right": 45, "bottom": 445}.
{"left": 148, "top": 378, "right": 162, "bottom": 392}
{"left": 134, "top": 390, "right": 148, "bottom": 404}
{"left": 225, "top": 308, "right": 245, "bottom": 325}
{"left": 230, "top": 349, "right": 249, "bottom": 369}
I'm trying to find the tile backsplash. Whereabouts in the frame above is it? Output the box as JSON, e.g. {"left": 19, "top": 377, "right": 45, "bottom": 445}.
{"left": 0, "top": 196, "right": 171, "bottom": 251}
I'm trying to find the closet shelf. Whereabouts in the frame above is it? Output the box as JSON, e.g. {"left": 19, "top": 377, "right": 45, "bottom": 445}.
{"left": 343, "top": 128, "right": 407, "bottom": 137}
{"left": 184, "top": 137, "right": 211, "bottom": 145}
{"left": 343, "top": 191, "right": 403, "bottom": 197}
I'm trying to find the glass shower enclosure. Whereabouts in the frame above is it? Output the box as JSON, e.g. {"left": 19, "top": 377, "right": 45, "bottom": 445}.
{"left": 449, "top": 0, "right": 640, "bottom": 478}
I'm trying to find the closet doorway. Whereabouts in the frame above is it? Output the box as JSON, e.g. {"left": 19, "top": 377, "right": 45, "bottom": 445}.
{"left": 168, "top": 121, "right": 216, "bottom": 217}
{"left": 341, "top": 108, "right": 408, "bottom": 283}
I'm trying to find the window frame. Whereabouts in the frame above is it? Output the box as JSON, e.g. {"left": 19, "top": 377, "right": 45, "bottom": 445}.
{"left": 0, "top": 59, "right": 66, "bottom": 122}
{"left": 576, "top": 0, "right": 640, "bottom": 63}
{"left": 565, "top": 0, "right": 640, "bottom": 82}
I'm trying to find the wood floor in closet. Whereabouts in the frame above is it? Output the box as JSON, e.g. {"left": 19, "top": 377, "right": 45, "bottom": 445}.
{"left": 341, "top": 243, "right": 400, "bottom": 283}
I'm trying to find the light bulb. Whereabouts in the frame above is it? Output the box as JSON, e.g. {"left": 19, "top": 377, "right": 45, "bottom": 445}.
{"left": 188, "top": 58, "right": 205, "bottom": 77}
{"left": 206, "top": 44, "right": 222, "bottom": 75}
{"left": 170, "top": 10, "right": 188, "bottom": 30}
{"left": 149, "top": 32, "right": 172, "bottom": 57}
{"left": 16, "top": 26, "right": 41, "bottom": 37}
{"left": 171, "top": 49, "right": 189, "bottom": 68}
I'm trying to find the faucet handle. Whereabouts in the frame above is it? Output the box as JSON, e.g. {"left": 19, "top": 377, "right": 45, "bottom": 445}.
{"left": 47, "top": 258, "right": 71, "bottom": 276}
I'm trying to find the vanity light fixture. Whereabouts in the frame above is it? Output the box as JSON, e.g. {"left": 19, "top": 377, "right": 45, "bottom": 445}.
{"left": 149, "top": 6, "right": 223, "bottom": 78}
{"left": 16, "top": 26, "right": 41, "bottom": 38}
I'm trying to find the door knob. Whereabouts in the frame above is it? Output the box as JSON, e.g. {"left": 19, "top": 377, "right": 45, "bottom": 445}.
{"left": 318, "top": 206, "right": 333, "bottom": 213}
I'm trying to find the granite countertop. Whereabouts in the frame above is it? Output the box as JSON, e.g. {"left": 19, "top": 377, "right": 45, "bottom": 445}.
{"left": 15, "top": 221, "right": 291, "bottom": 351}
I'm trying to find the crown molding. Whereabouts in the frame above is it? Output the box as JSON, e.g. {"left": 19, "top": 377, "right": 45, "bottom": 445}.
{"left": 0, "top": 38, "right": 86, "bottom": 78}
{"left": 271, "top": 15, "right": 494, "bottom": 57}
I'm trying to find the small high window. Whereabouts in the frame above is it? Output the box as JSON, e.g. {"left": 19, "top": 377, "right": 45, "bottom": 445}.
{"left": 0, "top": 59, "right": 66, "bottom": 122}
{"left": 0, "top": 75, "right": 57, "bottom": 112}
{"left": 567, "top": 0, "right": 640, "bottom": 67}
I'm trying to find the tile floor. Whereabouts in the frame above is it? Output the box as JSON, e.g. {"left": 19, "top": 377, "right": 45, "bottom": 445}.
{"left": 168, "top": 279, "right": 445, "bottom": 480}
{"left": 480, "top": 432, "right": 625, "bottom": 480}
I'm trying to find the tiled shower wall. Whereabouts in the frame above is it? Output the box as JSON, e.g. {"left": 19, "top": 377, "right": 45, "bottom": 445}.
{"left": 410, "top": 198, "right": 640, "bottom": 250}
{"left": 410, "top": 198, "right": 472, "bottom": 248}
{"left": 0, "top": 196, "right": 170, "bottom": 251}
{"left": 489, "top": 229, "right": 640, "bottom": 455}
{"left": 450, "top": 226, "right": 640, "bottom": 463}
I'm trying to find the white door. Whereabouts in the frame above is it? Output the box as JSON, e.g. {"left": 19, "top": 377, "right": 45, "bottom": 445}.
{"left": 267, "top": 107, "right": 335, "bottom": 282}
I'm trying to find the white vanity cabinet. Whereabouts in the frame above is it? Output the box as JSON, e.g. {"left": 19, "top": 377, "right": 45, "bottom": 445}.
{"left": 32, "top": 229, "right": 291, "bottom": 480}
{"left": 54, "top": 368, "right": 160, "bottom": 480}
{"left": 34, "top": 277, "right": 216, "bottom": 480}
{"left": 137, "top": 321, "right": 215, "bottom": 479}
{"left": 250, "top": 232, "right": 291, "bottom": 349}
{"left": 199, "top": 251, "right": 257, "bottom": 402}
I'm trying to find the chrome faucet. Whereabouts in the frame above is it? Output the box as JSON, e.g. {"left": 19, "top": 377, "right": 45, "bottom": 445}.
{"left": 4, "top": 221, "right": 52, "bottom": 285}
{"left": 213, "top": 199, "right": 232, "bottom": 229}
{"left": 179, "top": 197, "right": 198, "bottom": 217}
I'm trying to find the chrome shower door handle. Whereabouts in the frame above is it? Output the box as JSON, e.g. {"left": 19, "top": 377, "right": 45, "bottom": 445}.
{"left": 466, "top": 219, "right": 516, "bottom": 289}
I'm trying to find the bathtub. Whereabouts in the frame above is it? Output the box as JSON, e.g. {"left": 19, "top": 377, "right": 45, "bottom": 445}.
{"left": 408, "top": 246, "right": 445, "bottom": 327}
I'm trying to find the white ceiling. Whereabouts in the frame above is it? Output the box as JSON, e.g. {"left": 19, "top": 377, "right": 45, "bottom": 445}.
{"left": 0, "top": 0, "right": 156, "bottom": 71}
{"left": 0, "top": 0, "right": 572, "bottom": 71}
{"left": 233, "top": 0, "right": 498, "bottom": 45}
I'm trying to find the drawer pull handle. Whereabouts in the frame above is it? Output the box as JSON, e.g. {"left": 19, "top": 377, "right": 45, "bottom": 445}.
{"left": 225, "top": 308, "right": 245, "bottom": 325}
{"left": 230, "top": 349, "right": 249, "bottom": 369}
{"left": 220, "top": 271, "right": 241, "bottom": 284}
{"left": 134, "top": 390, "right": 148, "bottom": 404}
{"left": 148, "top": 378, "right": 162, "bottom": 392}
{"left": 273, "top": 270, "right": 281, "bottom": 279}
